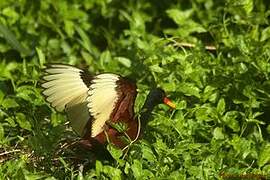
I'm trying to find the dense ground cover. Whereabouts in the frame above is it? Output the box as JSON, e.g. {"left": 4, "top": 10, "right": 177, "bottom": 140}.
{"left": 1, "top": 0, "right": 270, "bottom": 179}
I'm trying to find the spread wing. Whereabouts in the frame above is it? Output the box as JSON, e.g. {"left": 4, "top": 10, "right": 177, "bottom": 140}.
{"left": 41, "top": 64, "right": 91, "bottom": 136}
{"left": 86, "top": 74, "right": 120, "bottom": 137}
{"left": 41, "top": 64, "right": 134, "bottom": 137}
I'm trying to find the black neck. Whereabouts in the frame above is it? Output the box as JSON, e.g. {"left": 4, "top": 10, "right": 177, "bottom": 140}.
{"left": 139, "top": 95, "right": 157, "bottom": 129}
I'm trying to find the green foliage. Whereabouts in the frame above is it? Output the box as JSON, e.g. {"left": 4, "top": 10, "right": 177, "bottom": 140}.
{"left": 1, "top": 0, "right": 270, "bottom": 179}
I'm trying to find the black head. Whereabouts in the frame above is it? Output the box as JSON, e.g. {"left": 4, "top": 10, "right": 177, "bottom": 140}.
{"left": 144, "top": 88, "right": 175, "bottom": 109}
{"left": 140, "top": 88, "right": 175, "bottom": 125}
{"left": 147, "top": 88, "right": 166, "bottom": 105}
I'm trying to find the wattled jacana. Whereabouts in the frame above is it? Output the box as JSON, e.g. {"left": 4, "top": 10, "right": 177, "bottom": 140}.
{"left": 41, "top": 64, "right": 175, "bottom": 150}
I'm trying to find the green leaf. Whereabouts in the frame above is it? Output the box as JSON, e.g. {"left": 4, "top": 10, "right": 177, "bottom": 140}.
{"left": 261, "top": 27, "right": 270, "bottom": 42}
{"left": 64, "top": 20, "right": 74, "bottom": 37}
{"left": 131, "top": 160, "right": 142, "bottom": 179}
{"left": 258, "top": 143, "right": 270, "bottom": 167}
{"left": 230, "top": 136, "right": 253, "bottom": 159}
{"left": 115, "top": 57, "right": 131, "bottom": 68}
{"left": 107, "top": 145, "right": 122, "bottom": 161}
{"left": 0, "top": 24, "right": 31, "bottom": 56}
{"left": 166, "top": 9, "right": 206, "bottom": 36}
{"left": 177, "top": 100, "right": 187, "bottom": 110}
{"left": 16, "top": 85, "right": 43, "bottom": 105}
{"left": 100, "top": 50, "right": 112, "bottom": 69}
{"left": 149, "top": 64, "right": 164, "bottom": 73}
{"left": 15, "top": 113, "right": 31, "bottom": 131}
{"left": 202, "top": 86, "right": 218, "bottom": 102}
{"left": 75, "top": 26, "right": 99, "bottom": 58}
{"left": 222, "top": 111, "right": 240, "bottom": 132}
{"left": 142, "top": 144, "right": 156, "bottom": 162}
{"left": 179, "top": 82, "right": 200, "bottom": 98}
{"left": 5, "top": 117, "right": 17, "bottom": 127}
{"left": 166, "top": 9, "right": 193, "bottom": 25}
{"left": 0, "top": 124, "right": 4, "bottom": 141}
{"left": 0, "top": 61, "right": 18, "bottom": 79}
{"left": 2, "top": 98, "right": 19, "bottom": 108}
{"left": 217, "top": 98, "right": 225, "bottom": 115}
{"left": 36, "top": 47, "right": 46, "bottom": 66}
{"left": 213, "top": 127, "right": 225, "bottom": 140}
{"left": 95, "top": 161, "right": 103, "bottom": 176}
{"left": 108, "top": 121, "right": 127, "bottom": 133}
{"left": 195, "top": 106, "right": 214, "bottom": 121}
{"left": 0, "top": 90, "right": 4, "bottom": 103}
{"left": 2, "top": 7, "right": 19, "bottom": 24}
{"left": 227, "top": 0, "right": 254, "bottom": 17}
{"left": 50, "top": 112, "right": 65, "bottom": 127}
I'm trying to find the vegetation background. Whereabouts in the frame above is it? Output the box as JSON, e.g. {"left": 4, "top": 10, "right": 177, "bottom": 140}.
{"left": 1, "top": 0, "right": 270, "bottom": 179}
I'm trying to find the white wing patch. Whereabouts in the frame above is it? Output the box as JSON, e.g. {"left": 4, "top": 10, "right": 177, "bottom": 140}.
{"left": 42, "top": 64, "right": 88, "bottom": 111}
{"left": 42, "top": 64, "right": 121, "bottom": 138}
{"left": 87, "top": 74, "right": 120, "bottom": 137}
{"left": 41, "top": 64, "right": 90, "bottom": 136}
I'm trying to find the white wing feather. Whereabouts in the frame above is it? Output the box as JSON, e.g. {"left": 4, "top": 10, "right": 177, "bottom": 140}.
{"left": 41, "top": 64, "right": 90, "bottom": 136}
{"left": 42, "top": 64, "right": 121, "bottom": 138}
{"left": 42, "top": 65, "right": 88, "bottom": 111}
{"left": 87, "top": 74, "right": 119, "bottom": 137}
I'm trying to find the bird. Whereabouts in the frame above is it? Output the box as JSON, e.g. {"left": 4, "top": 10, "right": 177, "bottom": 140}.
{"left": 41, "top": 64, "right": 176, "bottom": 151}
